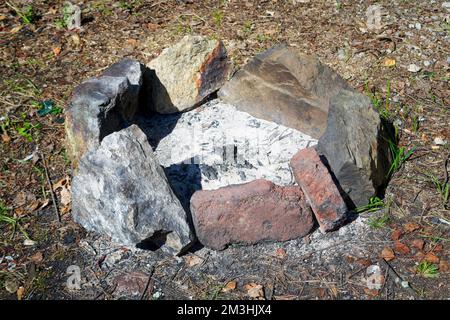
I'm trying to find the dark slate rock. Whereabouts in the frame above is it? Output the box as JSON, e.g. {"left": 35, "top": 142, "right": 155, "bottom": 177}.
{"left": 317, "top": 90, "right": 391, "bottom": 208}
{"left": 218, "top": 45, "right": 350, "bottom": 138}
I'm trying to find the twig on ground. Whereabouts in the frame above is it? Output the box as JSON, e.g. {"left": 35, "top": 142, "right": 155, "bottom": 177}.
{"left": 40, "top": 152, "right": 61, "bottom": 222}
{"left": 380, "top": 258, "right": 418, "bottom": 299}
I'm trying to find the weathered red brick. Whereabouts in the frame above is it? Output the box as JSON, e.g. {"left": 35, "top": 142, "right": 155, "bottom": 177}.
{"left": 290, "top": 147, "right": 348, "bottom": 232}
{"left": 190, "top": 179, "right": 315, "bottom": 250}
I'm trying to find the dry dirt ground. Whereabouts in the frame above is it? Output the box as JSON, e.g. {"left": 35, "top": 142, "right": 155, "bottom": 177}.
{"left": 0, "top": 0, "right": 449, "bottom": 300}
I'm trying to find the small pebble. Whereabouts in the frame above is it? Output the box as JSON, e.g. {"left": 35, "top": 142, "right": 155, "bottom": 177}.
{"left": 407, "top": 64, "right": 421, "bottom": 73}
{"left": 415, "top": 23, "right": 421, "bottom": 30}
{"left": 23, "top": 239, "right": 37, "bottom": 246}
{"left": 434, "top": 137, "right": 447, "bottom": 146}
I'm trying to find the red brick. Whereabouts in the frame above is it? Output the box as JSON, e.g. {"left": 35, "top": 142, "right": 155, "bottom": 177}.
{"left": 290, "top": 147, "right": 348, "bottom": 232}
{"left": 190, "top": 179, "right": 315, "bottom": 250}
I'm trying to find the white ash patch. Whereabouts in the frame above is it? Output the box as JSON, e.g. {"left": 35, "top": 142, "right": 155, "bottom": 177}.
{"left": 141, "top": 99, "right": 317, "bottom": 190}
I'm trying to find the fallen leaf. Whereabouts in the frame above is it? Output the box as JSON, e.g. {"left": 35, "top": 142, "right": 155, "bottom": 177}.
{"left": 4, "top": 279, "right": 18, "bottom": 293}
{"left": 364, "top": 287, "right": 379, "bottom": 298}
{"left": 439, "top": 260, "right": 449, "bottom": 273}
{"left": 10, "top": 25, "right": 23, "bottom": 34}
{"left": 415, "top": 251, "right": 425, "bottom": 261}
{"left": 126, "top": 39, "right": 138, "bottom": 47}
{"left": 53, "top": 176, "right": 69, "bottom": 191}
{"left": 394, "top": 241, "right": 410, "bottom": 255}
{"left": 391, "top": 229, "right": 402, "bottom": 241}
{"left": 29, "top": 251, "right": 43, "bottom": 264}
{"left": 71, "top": 34, "right": 81, "bottom": 46}
{"left": 0, "top": 14, "right": 6, "bottom": 21}
{"left": 16, "top": 286, "right": 25, "bottom": 300}
{"left": 52, "top": 46, "right": 62, "bottom": 56}
{"left": 432, "top": 244, "right": 443, "bottom": 252}
{"left": 411, "top": 239, "right": 425, "bottom": 250}
{"left": 381, "top": 247, "right": 395, "bottom": 261}
{"left": 313, "top": 287, "right": 327, "bottom": 298}
{"left": 27, "top": 200, "right": 41, "bottom": 212}
{"left": 1, "top": 133, "right": 11, "bottom": 143}
{"left": 244, "top": 283, "right": 264, "bottom": 299}
{"left": 424, "top": 252, "right": 440, "bottom": 264}
{"left": 146, "top": 23, "right": 159, "bottom": 31}
{"left": 275, "top": 248, "right": 287, "bottom": 259}
{"left": 221, "top": 281, "right": 237, "bottom": 293}
{"left": 403, "top": 222, "right": 420, "bottom": 233}
{"left": 60, "top": 185, "right": 71, "bottom": 206}
{"left": 356, "top": 258, "right": 372, "bottom": 267}
{"left": 383, "top": 58, "right": 396, "bottom": 67}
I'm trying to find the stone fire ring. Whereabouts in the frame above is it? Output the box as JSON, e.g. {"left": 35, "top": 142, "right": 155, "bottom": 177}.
{"left": 66, "top": 36, "right": 391, "bottom": 255}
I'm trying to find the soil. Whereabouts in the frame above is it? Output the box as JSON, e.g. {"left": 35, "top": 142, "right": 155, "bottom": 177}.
{"left": 0, "top": 0, "right": 448, "bottom": 300}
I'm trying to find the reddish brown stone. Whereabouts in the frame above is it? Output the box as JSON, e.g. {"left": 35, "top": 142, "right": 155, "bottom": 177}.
{"left": 190, "top": 179, "right": 315, "bottom": 250}
{"left": 290, "top": 147, "right": 348, "bottom": 233}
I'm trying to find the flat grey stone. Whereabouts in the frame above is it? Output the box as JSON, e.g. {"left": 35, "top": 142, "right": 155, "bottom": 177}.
{"left": 317, "top": 90, "right": 391, "bottom": 208}
{"left": 218, "top": 45, "right": 350, "bottom": 138}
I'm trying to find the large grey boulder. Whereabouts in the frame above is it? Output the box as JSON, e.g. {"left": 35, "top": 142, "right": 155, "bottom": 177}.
{"left": 71, "top": 125, "right": 195, "bottom": 255}
{"left": 147, "top": 35, "right": 232, "bottom": 114}
{"left": 218, "top": 45, "right": 350, "bottom": 139}
{"left": 317, "top": 90, "right": 391, "bottom": 208}
{"left": 65, "top": 59, "right": 143, "bottom": 168}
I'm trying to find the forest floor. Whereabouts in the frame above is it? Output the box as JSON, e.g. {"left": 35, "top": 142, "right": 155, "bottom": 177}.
{"left": 0, "top": 0, "right": 448, "bottom": 300}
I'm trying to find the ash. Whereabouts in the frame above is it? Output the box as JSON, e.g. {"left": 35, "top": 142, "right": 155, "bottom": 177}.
{"left": 139, "top": 99, "right": 317, "bottom": 196}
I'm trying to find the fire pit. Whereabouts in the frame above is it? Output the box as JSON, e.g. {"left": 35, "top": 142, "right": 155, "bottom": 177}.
{"left": 65, "top": 35, "right": 391, "bottom": 255}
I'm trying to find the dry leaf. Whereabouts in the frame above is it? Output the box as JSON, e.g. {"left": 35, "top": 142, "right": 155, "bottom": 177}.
{"left": 411, "top": 239, "right": 425, "bottom": 250}
{"left": 391, "top": 229, "right": 402, "bottom": 241}
{"left": 71, "top": 34, "right": 81, "bottom": 46}
{"left": 17, "top": 286, "right": 25, "bottom": 300}
{"left": 381, "top": 247, "right": 395, "bottom": 261}
{"left": 10, "top": 25, "right": 23, "bottom": 34}
{"left": 221, "top": 281, "right": 237, "bottom": 293}
{"left": 0, "top": 14, "right": 6, "bottom": 21}
{"left": 244, "top": 283, "right": 264, "bottom": 299}
{"left": 356, "top": 258, "right": 372, "bottom": 267}
{"left": 146, "top": 23, "right": 159, "bottom": 31}
{"left": 126, "top": 39, "right": 138, "bottom": 47}
{"left": 53, "top": 176, "right": 69, "bottom": 191}
{"left": 1, "top": 133, "right": 11, "bottom": 143}
{"left": 383, "top": 58, "right": 396, "bottom": 67}
{"left": 29, "top": 251, "right": 43, "bottom": 264}
{"left": 52, "top": 46, "right": 62, "bottom": 56}
{"left": 415, "top": 251, "right": 425, "bottom": 261}
{"left": 60, "top": 185, "right": 71, "bottom": 206}
{"left": 364, "top": 288, "right": 379, "bottom": 298}
{"left": 313, "top": 287, "right": 327, "bottom": 298}
{"left": 439, "top": 260, "right": 449, "bottom": 273}
{"left": 424, "top": 252, "right": 440, "bottom": 264}
{"left": 403, "top": 222, "right": 420, "bottom": 233}
{"left": 394, "top": 241, "right": 410, "bottom": 255}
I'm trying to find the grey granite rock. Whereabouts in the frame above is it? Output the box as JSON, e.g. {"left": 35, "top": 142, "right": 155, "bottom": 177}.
{"left": 65, "top": 59, "right": 144, "bottom": 168}
{"left": 147, "top": 35, "right": 231, "bottom": 113}
{"left": 317, "top": 90, "right": 391, "bottom": 208}
{"left": 71, "top": 124, "right": 195, "bottom": 255}
{"left": 218, "top": 45, "right": 350, "bottom": 138}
